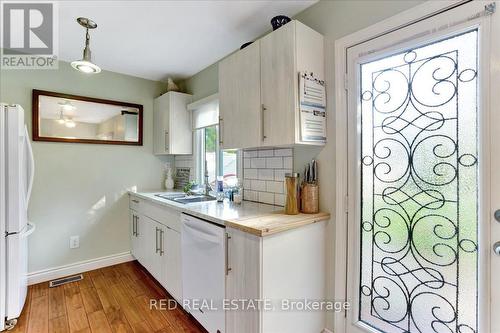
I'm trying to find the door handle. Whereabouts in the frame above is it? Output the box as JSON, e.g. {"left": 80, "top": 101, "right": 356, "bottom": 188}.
{"left": 225, "top": 233, "right": 232, "bottom": 275}
{"left": 155, "top": 227, "right": 159, "bottom": 253}
{"left": 218, "top": 117, "right": 223, "bottom": 146}
{"left": 132, "top": 215, "right": 136, "bottom": 236}
{"left": 165, "top": 131, "right": 169, "bottom": 152}
{"left": 24, "top": 126, "right": 35, "bottom": 205}
{"left": 159, "top": 229, "right": 164, "bottom": 256}
{"left": 494, "top": 241, "right": 500, "bottom": 256}
{"left": 261, "top": 104, "right": 267, "bottom": 140}
{"left": 133, "top": 215, "right": 138, "bottom": 236}
{"left": 135, "top": 216, "right": 139, "bottom": 236}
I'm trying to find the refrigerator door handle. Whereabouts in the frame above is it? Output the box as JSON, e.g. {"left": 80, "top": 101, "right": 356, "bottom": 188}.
{"left": 24, "top": 125, "right": 35, "bottom": 205}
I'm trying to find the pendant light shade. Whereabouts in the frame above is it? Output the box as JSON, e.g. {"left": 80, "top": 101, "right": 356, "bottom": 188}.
{"left": 71, "top": 17, "right": 101, "bottom": 74}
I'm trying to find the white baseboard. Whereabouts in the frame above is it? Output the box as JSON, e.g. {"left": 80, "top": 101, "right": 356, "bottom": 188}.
{"left": 322, "top": 329, "right": 333, "bottom": 333}
{"left": 27, "top": 251, "right": 134, "bottom": 285}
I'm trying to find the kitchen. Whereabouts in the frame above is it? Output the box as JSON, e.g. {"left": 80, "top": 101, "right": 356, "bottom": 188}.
{"left": 1, "top": 1, "right": 499, "bottom": 333}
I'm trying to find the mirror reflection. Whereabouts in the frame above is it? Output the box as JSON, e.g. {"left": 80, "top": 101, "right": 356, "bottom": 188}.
{"left": 33, "top": 90, "right": 143, "bottom": 145}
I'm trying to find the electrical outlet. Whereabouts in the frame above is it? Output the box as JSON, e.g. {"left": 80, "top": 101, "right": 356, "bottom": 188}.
{"left": 70, "top": 236, "right": 80, "bottom": 249}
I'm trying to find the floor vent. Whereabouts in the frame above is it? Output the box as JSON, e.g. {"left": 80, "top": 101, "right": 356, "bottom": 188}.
{"left": 49, "top": 274, "right": 83, "bottom": 288}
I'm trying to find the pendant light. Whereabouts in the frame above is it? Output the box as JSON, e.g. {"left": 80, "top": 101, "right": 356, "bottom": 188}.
{"left": 56, "top": 101, "right": 76, "bottom": 126}
{"left": 71, "top": 17, "right": 101, "bottom": 74}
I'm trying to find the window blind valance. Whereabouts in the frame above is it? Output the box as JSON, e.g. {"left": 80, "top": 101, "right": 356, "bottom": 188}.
{"left": 188, "top": 93, "right": 219, "bottom": 130}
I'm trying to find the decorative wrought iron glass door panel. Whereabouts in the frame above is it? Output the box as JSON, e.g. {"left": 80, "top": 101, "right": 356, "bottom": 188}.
{"left": 359, "top": 30, "right": 479, "bottom": 333}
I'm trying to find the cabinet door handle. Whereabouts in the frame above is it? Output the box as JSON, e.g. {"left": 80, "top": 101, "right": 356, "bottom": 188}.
{"left": 261, "top": 104, "right": 267, "bottom": 140}
{"left": 132, "top": 215, "right": 136, "bottom": 236}
{"left": 135, "top": 216, "right": 139, "bottom": 236}
{"left": 218, "top": 117, "right": 223, "bottom": 146}
{"left": 225, "top": 233, "right": 232, "bottom": 275}
{"left": 159, "top": 229, "right": 164, "bottom": 256}
{"left": 155, "top": 227, "right": 159, "bottom": 253}
{"left": 131, "top": 199, "right": 139, "bottom": 204}
{"left": 134, "top": 215, "right": 138, "bottom": 236}
{"left": 164, "top": 131, "right": 169, "bottom": 152}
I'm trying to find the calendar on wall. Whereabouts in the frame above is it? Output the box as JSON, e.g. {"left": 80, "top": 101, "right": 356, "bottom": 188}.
{"left": 299, "top": 72, "right": 326, "bottom": 142}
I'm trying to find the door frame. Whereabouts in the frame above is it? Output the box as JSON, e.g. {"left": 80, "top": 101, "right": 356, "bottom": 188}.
{"left": 332, "top": 1, "right": 497, "bottom": 332}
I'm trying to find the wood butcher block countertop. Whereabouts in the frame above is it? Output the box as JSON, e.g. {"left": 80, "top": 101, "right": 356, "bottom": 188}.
{"left": 130, "top": 191, "right": 330, "bottom": 237}
{"left": 225, "top": 211, "right": 330, "bottom": 237}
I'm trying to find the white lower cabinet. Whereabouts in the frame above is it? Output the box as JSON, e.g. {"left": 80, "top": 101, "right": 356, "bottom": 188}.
{"left": 144, "top": 216, "right": 166, "bottom": 285}
{"left": 225, "top": 221, "right": 327, "bottom": 333}
{"left": 225, "top": 228, "right": 261, "bottom": 333}
{"left": 164, "top": 226, "right": 182, "bottom": 302}
{"left": 129, "top": 195, "right": 182, "bottom": 303}
{"left": 130, "top": 209, "right": 146, "bottom": 265}
{"left": 130, "top": 194, "right": 326, "bottom": 333}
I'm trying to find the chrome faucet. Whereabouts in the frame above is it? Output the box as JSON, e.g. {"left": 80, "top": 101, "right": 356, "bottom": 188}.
{"left": 204, "top": 161, "right": 211, "bottom": 196}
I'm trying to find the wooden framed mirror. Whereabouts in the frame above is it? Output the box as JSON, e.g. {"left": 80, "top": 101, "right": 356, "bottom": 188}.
{"left": 32, "top": 89, "right": 143, "bottom": 145}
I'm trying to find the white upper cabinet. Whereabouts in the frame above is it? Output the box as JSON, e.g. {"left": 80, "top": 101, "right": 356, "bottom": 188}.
{"left": 219, "top": 20, "right": 324, "bottom": 150}
{"left": 153, "top": 91, "right": 192, "bottom": 155}
{"left": 219, "top": 41, "right": 262, "bottom": 150}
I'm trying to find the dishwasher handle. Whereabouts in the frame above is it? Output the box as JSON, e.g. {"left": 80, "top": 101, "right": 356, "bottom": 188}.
{"left": 182, "top": 221, "right": 222, "bottom": 244}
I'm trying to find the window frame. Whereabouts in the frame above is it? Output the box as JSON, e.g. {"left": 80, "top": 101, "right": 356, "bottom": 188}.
{"left": 194, "top": 125, "right": 240, "bottom": 186}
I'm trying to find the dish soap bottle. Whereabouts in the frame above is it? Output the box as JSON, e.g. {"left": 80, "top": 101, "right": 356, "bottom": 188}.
{"left": 165, "top": 165, "right": 174, "bottom": 190}
{"left": 216, "top": 176, "right": 224, "bottom": 202}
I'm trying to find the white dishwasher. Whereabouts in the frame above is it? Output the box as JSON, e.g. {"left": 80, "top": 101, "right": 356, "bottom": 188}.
{"left": 181, "top": 213, "right": 226, "bottom": 333}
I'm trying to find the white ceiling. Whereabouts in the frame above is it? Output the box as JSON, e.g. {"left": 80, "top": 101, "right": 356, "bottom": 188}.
{"left": 58, "top": 1, "right": 317, "bottom": 81}
{"left": 40, "top": 95, "right": 139, "bottom": 123}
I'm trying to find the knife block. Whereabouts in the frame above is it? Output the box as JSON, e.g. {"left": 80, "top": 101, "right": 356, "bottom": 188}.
{"left": 301, "top": 183, "right": 319, "bottom": 214}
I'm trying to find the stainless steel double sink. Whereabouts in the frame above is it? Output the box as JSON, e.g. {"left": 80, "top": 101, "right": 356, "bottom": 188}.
{"left": 155, "top": 193, "right": 216, "bottom": 204}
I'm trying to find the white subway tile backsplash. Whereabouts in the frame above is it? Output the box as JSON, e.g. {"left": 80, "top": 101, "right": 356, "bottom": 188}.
{"left": 258, "top": 192, "right": 274, "bottom": 205}
{"left": 258, "top": 149, "right": 274, "bottom": 157}
{"left": 175, "top": 160, "right": 192, "bottom": 168}
{"left": 258, "top": 169, "right": 274, "bottom": 181}
{"left": 274, "top": 169, "right": 292, "bottom": 181}
{"left": 244, "top": 190, "right": 258, "bottom": 201}
{"left": 266, "top": 157, "right": 283, "bottom": 169}
{"left": 244, "top": 168, "right": 258, "bottom": 179}
{"left": 244, "top": 150, "right": 258, "bottom": 158}
{"left": 266, "top": 181, "right": 284, "bottom": 194}
{"left": 251, "top": 180, "right": 266, "bottom": 192}
{"left": 251, "top": 158, "right": 266, "bottom": 168}
{"left": 174, "top": 155, "right": 193, "bottom": 168}
{"left": 242, "top": 148, "right": 294, "bottom": 206}
{"left": 274, "top": 148, "right": 293, "bottom": 157}
{"left": 274, "top": 194, "right": 285, "bottom": 206}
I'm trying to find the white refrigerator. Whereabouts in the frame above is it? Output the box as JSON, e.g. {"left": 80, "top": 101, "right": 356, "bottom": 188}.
{"left": 0, "top": 104, "right": 35, "bottom": 331}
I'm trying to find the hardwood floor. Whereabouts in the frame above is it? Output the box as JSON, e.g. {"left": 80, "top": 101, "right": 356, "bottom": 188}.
{"left": 11, "top": 261, "right": 206, "bottom": 333}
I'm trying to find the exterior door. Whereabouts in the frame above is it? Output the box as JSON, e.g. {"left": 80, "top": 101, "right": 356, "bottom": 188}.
{"left": 346, "top": 2, "right": 498, "bottom": 332}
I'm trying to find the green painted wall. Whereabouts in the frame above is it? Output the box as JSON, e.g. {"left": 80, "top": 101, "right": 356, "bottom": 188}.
{"left": 0, "top": 61, "right": 172, "bottom": 273}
